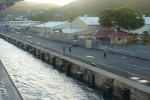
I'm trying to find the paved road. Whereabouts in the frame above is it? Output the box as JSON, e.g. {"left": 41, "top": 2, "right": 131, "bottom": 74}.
{"left": 0, "top": 61, "right": 23, "bottom": 100}
{"left": 1, "top": 31, "right": 150, "bottom": 87}
{"left": 106, "top": 45, "right": 150, "bottom": 60}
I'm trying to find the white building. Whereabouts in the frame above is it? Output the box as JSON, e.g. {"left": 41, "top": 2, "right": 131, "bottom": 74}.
{"left": 8, "top": 20, "right": 41, "bottom": 28}
{"left": 32, "top": 21, "right": 70, "bottom": 38}
{"left": 53, "top": 28, "right": 87, "bottom": 42}
{"left": 31, "top": 15, "right": 109, "bottom": 42}
{"left": 52, "top": 15, "right": 107, "bottom": 42}
{"left": 72, "top": 15, "right": 110, "bottom": 32}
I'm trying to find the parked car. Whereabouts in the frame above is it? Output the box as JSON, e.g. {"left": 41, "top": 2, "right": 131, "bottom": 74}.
{"left": 71, "top": 40, "right": 79, "bottom": 47}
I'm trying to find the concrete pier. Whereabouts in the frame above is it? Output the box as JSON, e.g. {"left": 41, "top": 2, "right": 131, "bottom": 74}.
{"left": 0, "top": 33, "right": 150, "bottom": 100}
{"left": 0, "top": 60, "right": 23, "bottom": 100}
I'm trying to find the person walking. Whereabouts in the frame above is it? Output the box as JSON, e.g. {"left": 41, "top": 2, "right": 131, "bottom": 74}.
{"left": 63, "top": 46, "right": 65, "bottom": 54}
{"left": 69, "top": 45, "right": 72, "bottom": 53}
{"left": 103, "top": 48, "right": 107, "bottom": 58}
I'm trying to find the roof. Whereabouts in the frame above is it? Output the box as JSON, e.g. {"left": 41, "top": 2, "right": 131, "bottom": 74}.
{"left": 144, "top": 17, "right": 150, "bottom": 24}
{"left": 78, "top": 16, "right": 100, "bottom": 25}
{"left": 36, "top": 21, "right": 68, "bottom": 28}
{"left": 54, "top": 28, "right": 86, "bottom": 34}
{"left": 130, "top": 25, "right": 150, "bottom": 34}
{"left": 86, "top": 29, "right": 132, "bottom": 37}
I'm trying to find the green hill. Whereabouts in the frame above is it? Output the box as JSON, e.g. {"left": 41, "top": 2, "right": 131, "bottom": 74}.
{"left": 40, "top": 0, "right": 150, "bottom": 21}
{"left": 62, "top": 0, "right": 150, "bottom": 15}
{"left": 0, "top": 1, "right": 59, "bottom": 17}
{"left": 1, "top": 0, "right": 150, "bottom": 21}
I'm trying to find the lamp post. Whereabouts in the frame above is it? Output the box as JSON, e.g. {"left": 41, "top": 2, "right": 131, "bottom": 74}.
{"left": 112, "top": 21, "right": 118, "bottom": 47}
{"left": 115, "top": 28, "right": 117, "bottom": 44}
{"left": 43, "top": 23, "right": 45, "bottom": 37}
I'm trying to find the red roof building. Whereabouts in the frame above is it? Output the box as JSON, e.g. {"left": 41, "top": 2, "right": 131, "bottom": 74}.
{"left": 85, "top": 29, "right": 133, "bottom": 44}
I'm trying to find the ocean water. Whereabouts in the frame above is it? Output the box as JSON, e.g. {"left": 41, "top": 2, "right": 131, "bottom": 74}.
{"left": 0, "top": 38, "right": 107, "bottom": 100}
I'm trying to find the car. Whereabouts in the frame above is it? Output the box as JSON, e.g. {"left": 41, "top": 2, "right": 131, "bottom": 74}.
{"left": 71, "top": 40, "right": 79, "bottom": 47}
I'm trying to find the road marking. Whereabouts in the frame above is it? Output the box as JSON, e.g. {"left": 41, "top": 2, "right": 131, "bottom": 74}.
{"left": 121, "top": 56, "right": 127, "bottom": 59}
{"left": 27, "top": 36, "right": 32, "bottom": 38}
{"left": 68, "top": 53, "right": 150, "bottom": 80}
{"left": 86, "top": 56, "right": 94, "bottom": 58}
{"left": 97, "top": 62, "right": 150, "bottom": 80}
{"left": 139, "top": 80, "right": 149, "bottom": 83}
{"left": 130, "top": 77, "right": 140, "bottom": 80}
{"left": 122, "top": 62, "right": 150, "bottom": 70}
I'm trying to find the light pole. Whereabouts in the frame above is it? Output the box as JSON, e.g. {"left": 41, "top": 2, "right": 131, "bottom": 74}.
{"left": 112, "top": 21, "right": 118, "bottom": 47}
{"left": 43, "top": 22, "right": 46, "bottom": 37}
{"left": 115, "top": 28, "right": 117, "bottom": 45}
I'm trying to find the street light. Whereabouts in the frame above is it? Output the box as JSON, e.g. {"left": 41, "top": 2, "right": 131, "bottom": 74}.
{"left": 112, "top": 21, "right": 118, "bottom": 46}
{"left": 115, "top": 28, "right": 117, "bottom": 44}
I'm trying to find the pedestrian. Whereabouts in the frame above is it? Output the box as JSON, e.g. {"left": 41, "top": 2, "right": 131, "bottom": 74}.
{"left": 69, "top": 45, "right": 72, "bottom": 53}
{"left": 63, "top": 46, "right": 65, "bottom": 54}
{"left": 103, "top": 48, "right": 106, "bottom": 58}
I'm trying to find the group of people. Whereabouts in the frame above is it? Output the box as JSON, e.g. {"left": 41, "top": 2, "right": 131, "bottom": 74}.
{"left": 62, "top": 45, "right": 107, "bottom": 58}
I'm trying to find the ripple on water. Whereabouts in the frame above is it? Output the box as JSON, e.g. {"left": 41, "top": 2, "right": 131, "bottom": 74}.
{"left": 0, "top": 38, "right": 106, "bottom": 100}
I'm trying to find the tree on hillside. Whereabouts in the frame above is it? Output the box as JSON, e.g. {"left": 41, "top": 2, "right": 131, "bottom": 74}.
{"left": 143, "top": 10, "right": 150, "bottom": 17}
{"left": 28, "top": 14, "right": 49, "bottom": 22}
{"left": 99, "top": 6, "right": 144, "bottom": 31}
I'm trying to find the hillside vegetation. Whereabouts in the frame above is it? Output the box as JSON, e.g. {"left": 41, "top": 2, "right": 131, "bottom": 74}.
{"left": 1, "top": 0, "right": 150, "bottom": 21}
{"left": 62, "top": 0, "right": 150, "bottom": 15}
{"left": 0, "top": 1, "right": 59, "bottom": 17}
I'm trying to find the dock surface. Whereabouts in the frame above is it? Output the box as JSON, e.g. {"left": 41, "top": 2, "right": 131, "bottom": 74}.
{"left": 0, "top": 60, "right": 23, "bottom": 100}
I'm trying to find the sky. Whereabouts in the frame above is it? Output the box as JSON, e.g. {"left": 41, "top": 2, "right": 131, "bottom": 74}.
{"left": 24, "top": 0, "right": 75, "bottom": 5}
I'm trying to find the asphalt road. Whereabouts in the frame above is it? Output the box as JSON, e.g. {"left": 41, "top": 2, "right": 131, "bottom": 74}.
{"left": 1, "top": 31, "right": 150, "bottom": 86}
{"left": 0, "top": 61, "right": 23, "bottom": 100}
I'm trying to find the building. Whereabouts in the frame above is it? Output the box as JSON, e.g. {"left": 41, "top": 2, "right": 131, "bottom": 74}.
{"left": 84, "top": 29, "right": 132, "bottom": 45}
{"left": 31, "top": 15, "right": 111, "bottom": 41}
{"left": 8, "top": 20, "right": 41, "bottom": 29}
{"left": 32, "top": 21, "right": 70, "bottom": 38}
{"left": 0, "top": 21, "right": 7, "bottom": 27}
{"left": 72, "top": 15, "right": 110, "bottom": 32}
{"left": 53, "top": 28, "right": 87, "bottom": 42}
{"left": 52, "top": 15, "right": 107, "bottom": 42}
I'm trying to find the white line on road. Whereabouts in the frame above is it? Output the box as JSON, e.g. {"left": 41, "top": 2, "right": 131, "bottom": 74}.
{"left": 122, "top": 62, "right": 150, "bottom": 70}
{"left": 68, "top": 53, "right": 150, "bottom": 80}
{"left": 86, "top": 56, "right": 94, "bottom": 58}
{"left": 27, "top": 36, "right": 32, "bottom": 38}
{"left": 121, "top": 56, "right": 127, "bottom": 59}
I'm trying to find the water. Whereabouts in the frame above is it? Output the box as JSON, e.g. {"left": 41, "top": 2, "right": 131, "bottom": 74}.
{"left": 0, "top": 38, "right": 108, "bottom": 100}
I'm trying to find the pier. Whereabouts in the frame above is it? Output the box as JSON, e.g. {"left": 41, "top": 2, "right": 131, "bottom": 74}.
{"left": 0, "top": 32, "right": 150, "bottom": 100}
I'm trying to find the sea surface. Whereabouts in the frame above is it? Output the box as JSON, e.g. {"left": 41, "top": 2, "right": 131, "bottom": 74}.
{"left": 0, "top": 38, "right": 114, "bottom": 100}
